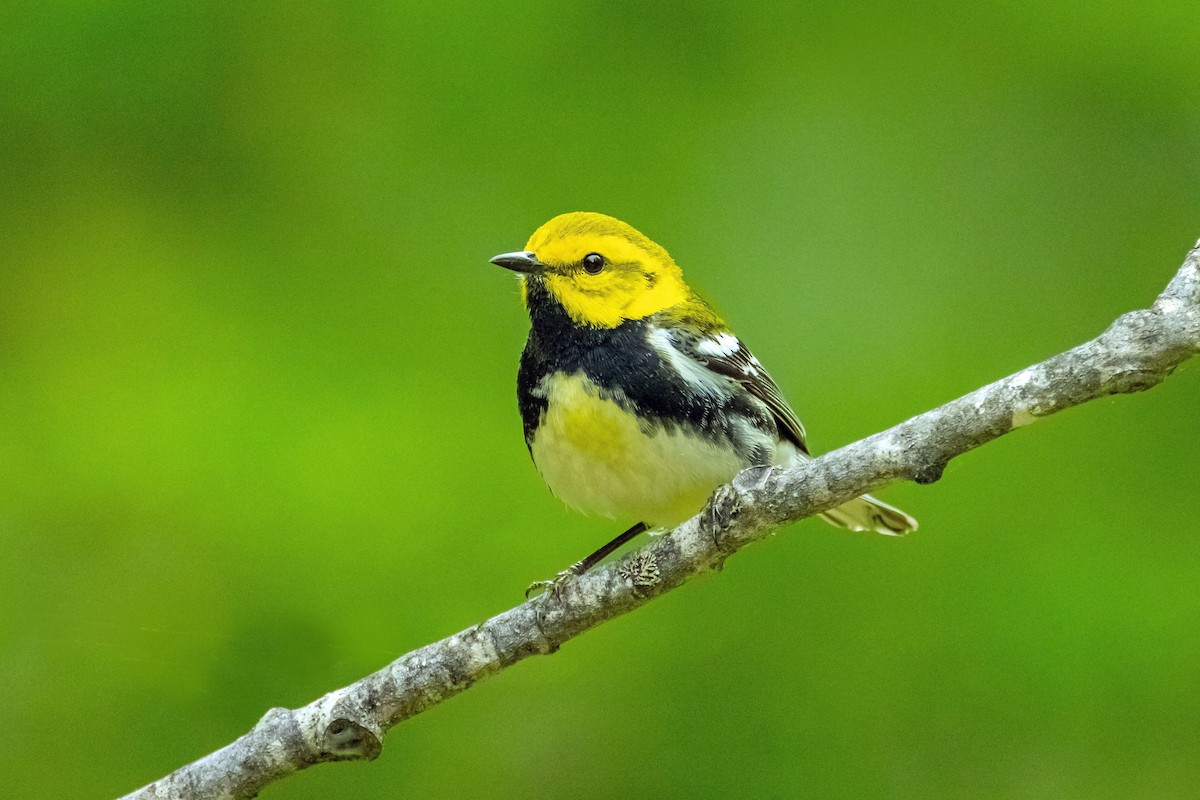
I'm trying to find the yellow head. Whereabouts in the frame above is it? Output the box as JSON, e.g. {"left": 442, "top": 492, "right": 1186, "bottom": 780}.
{"left": 491, "top": 212, "right": 690, "bottom": 328}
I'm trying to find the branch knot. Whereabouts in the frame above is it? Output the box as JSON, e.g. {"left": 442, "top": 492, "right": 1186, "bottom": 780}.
{"left": 322, "top": 718, "right": 382, "bottom": 761}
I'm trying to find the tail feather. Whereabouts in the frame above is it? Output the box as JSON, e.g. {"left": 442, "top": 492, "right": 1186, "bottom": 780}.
{"left": 820, "top": 494, "right": 918, "bottom": 536}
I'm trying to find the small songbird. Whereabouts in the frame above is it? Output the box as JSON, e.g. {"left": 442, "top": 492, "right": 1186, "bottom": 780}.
{"left": 491, "top": 212, "right": 916, "bottom": 591}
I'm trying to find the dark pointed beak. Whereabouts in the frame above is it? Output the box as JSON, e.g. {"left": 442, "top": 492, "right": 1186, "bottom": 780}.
{"left": 490, "top": 250, "right": 543, "bottom": 274}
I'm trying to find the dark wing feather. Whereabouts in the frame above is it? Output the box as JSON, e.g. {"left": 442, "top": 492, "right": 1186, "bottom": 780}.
{"left": 682, "top": 332, "right": 810, "bottom": 454}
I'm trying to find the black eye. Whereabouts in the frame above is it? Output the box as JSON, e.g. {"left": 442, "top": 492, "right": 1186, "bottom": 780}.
{"left": 582, "top": 253, "right": 605, "bottom": 274}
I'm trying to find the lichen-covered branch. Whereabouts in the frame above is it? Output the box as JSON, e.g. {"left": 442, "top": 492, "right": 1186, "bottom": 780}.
{"left": 121, "top": 243, "right": 1200, "bottom": 800}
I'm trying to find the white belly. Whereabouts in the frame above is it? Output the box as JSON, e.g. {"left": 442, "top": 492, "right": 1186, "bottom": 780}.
{"left": 529, "top": 373, "right": 747, "bottom": 527}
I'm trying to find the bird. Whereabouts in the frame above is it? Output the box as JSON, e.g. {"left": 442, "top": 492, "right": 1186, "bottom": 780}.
{"left": 490, "top": 212, "right": 916, "bottom": 593}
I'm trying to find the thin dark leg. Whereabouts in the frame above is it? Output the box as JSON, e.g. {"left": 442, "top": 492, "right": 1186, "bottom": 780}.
{"left": 569, "top": 522, "right": 649, "bottom": 576}
{"left": 525, "top": 522, "right": 651, "bottom": 599}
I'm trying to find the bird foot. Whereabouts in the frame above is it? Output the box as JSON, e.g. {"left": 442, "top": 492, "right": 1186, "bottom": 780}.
{"left": 524, "top": 561, "right": 585, "bottom": 600}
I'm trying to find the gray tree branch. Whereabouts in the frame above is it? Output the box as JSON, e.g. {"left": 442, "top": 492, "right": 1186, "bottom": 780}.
{"left": 121, "top": 243, "right": 1200, "bottom": 800}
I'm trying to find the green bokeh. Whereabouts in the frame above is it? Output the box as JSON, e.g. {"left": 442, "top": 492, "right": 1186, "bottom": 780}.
{"left": 2, "top": 2, "right": 1198, "bottom": 797}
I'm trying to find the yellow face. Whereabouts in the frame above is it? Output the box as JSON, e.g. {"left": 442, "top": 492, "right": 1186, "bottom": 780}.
{"left": 521, "top": 212, "right": 689, "bottom": 328}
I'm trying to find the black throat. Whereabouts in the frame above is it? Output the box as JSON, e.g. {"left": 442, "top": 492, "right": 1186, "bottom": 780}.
{"left": 515, "top": 278, "right": 769, "bottom": 454}
{"left": 522, "top": 278, "right": 648, "bottom": 370}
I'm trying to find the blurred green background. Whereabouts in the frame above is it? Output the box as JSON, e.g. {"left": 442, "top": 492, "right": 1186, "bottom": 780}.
{"left": 2, "top": 2, "right": 1198, "bottom": 797}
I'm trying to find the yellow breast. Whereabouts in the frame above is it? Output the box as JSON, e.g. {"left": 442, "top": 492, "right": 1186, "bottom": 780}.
{"left": 528, "top": 372, "right": 745, "bottom": 527}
